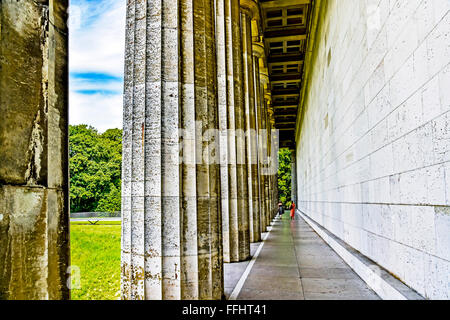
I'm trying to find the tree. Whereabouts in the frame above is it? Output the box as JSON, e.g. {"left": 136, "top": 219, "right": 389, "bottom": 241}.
{"left": 277, "top": 148, "right": 292, "bottom": 207}
{"left": 69, "top": 125, "right": 122, "bottom": 213}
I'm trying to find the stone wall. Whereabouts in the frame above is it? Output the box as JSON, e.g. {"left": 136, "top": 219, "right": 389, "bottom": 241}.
{"left": 296, "top": 0, "right": 449, "bottom": 299}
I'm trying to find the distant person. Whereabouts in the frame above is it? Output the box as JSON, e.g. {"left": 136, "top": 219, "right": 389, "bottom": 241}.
{"left": 290, "top": 202, "right": 296, "bottom": 220}
{"left": 278, "top": 202, "right": 283, "bottom": 216}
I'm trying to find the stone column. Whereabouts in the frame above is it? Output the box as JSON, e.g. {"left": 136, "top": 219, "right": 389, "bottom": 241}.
{"left": 290, "top": 149, "right": 297, "bottom": 204}
{"left": 231, "top": 0, "right": 251, "bottom": 261}
{"left": 240, "top": 0, "right": 261, "bottom": 243}
{"left": 121, "top": 0, "right": 223, "bottom": 300}
{"left": 253, "top": 41, "right": 264, "bottom": 235}
{"left": 0, "top": 1, "right": 70, "bottom": 300}
{"left": 259, "top": 68, "right": 270, "bottom": 231}
{"left": 271, "top": 115, "right": 279, "bottom": 218}
{"left": 268, "top": 103, "right": 278, "bottom": 220}
{"left": 271, "top": 116, "right": 278, "bottom": 219}
{"left": 265, "top": 91, "right": 275, "bottom": 224}
{"left": 216, "top": 0, "right": 241, "bottom": 263}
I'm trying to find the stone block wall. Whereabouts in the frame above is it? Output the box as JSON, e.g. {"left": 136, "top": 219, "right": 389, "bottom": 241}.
{"left": 296, "top": 0, "right": 449, "bottom": 299}
{"left": 0, "top": 0, "right": 70, "bottom": 299}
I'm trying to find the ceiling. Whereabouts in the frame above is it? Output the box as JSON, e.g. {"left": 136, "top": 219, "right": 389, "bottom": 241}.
{"left": 260, "top": 0, "right": 313, "bottom": 149}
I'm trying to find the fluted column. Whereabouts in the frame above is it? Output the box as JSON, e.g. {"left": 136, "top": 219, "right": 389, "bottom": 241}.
{"left": 216, "top": 0, "right": 242, "bottom": 263}
{"left": 240, "top": 0, "right": 261, "bottom": 243}
{"left": 270, "top": 113, "right": 279, "bottom": 218}
{"left": 290, "top": 149, "right": 297, "bottom": 204}
{"left": 259, "top": 68, "right": 270, "bottom": 231}
{"left": 121, "top": 0, "right": 223, "bottom": 300}
{"left": 253, "top": 40, "right": 266, "bottom": 233}
{"left": 216, "top": 0, "right": 230, "bottom": 263}
{"left": 230, "top": 0, "right": 251, "bottom": 261}
{"left": 0, "top": 1, "right": 70, "bottom": 300}
{"left": 265, "top": 91, "right": 275, "bottom": 224}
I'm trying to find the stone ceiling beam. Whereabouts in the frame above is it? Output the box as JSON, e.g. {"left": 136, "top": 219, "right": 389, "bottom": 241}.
{"left": 268, "top": 53, "right": 305, "bottom": 63}
{"left": 260, "top": 0, "right": 311, "bottom": 9}
{"left": 264, "top": 28, "right": 307, "bottom": 39}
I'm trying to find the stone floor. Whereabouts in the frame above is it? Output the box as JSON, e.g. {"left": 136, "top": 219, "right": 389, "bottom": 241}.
{"left": 224, "top": 212, "right": 380, "bottom": 300}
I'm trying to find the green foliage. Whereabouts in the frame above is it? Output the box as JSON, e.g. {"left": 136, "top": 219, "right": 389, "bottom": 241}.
{"left": 70, "top": 222, "right": 121, "bottom": 300}
{"left": 69, "top": 125, "right": 122, "bottom": 213}
{"left": 277, "top": 148, "right": 292, "bottom": 207}
{"left": 97, "top": 184, "right": 121, "bottom": 213}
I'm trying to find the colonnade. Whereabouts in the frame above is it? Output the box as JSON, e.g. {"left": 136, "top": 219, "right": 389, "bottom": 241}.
{"left": 0, "top": 0, "right": 280, "bottom": 301}
{"left": 121, "top": 0, "right": 280, "bottom": 300}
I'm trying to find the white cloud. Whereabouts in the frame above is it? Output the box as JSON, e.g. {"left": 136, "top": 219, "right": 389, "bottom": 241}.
{"left": 69, "top": 0, "right": 126, "bottom": 77}
{"left": 69, "top": 0, "right": 126, "bottom": 131}
{"left": 70, "top": 92, "right": 123, "bottom": 133}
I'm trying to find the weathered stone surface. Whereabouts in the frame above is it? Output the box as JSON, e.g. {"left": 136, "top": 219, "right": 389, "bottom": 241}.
{"left": 296, "top": 0, "right": 450, "bottom": 299}
{"left": 121, "top": 0, "right": 223, "bottom": 300}
{"left": 0, "top": 186, "right": 69, "bottom": 300}
{"left": 290, "top": 149, "right": 297, "bottom": 204}
{"left": 231, "top": 0, "right": 251, "bottom": 262}
{"left": 216, "top": 0, "right": 243, "bottom": 263}
{"left": 253, "top": 42, "right": 267, "bottom": 234}
{"left": 0, "top": 0, "right": 69, "bottom": 300}
{"left": 4, "top": 0, "right": 448, "bottom": 303}
{"left": 241, "top": 8, "right": 261, "bottom": 243}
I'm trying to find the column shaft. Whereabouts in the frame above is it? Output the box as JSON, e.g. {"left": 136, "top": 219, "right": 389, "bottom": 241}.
{"left": 272, "top": 129, "right": 279, "bottom": 217}
{"left": 216, "top": 0, "right": 232, "bottom": 263}
{"left": 266, "top": 99, "right": 274, "bottom": 223}
{"left": 291, "top": 149, "right": 297, "bottom": 204}
{"left": 241, "top": 10, "right": 261, "bottom": 243}
{"left": 258, "top": 71, "right": 269, "bottom": 231}
{"left": 253, "top": 54, "right": 265, "bottom": 235}
{"left": 253, "top": 38, "right": 271, "bottom": 234}
{"left": 121, "top": 0, "right": 223, "bottom": 300}
{"left": 263, "top": 98, "right": 271, "bottom": 227}
{"left": 0, "top": 1, "right": 70, "bottom": 300}
{"left": 232, "top": 0, "right": 251, "bottom": 261}
{"left": 217, "top": 0, "right": 251, "bottom": 263}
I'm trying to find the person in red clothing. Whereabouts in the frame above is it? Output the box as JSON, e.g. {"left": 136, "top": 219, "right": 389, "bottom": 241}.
{"left": 290, "top": 202, "right": 296, "bottom": 220}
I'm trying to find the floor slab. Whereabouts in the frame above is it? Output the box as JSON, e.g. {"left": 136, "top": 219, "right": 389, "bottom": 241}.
{"left": 223, "top": 243, "right": 259, "bottom": 299}
{"left": 231, "top": 213, "right": 380, "bottom": 300}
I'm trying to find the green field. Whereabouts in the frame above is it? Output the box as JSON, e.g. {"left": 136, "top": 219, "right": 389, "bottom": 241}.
{"left": 70, "top": 221, "right": 121, "bottom": 300}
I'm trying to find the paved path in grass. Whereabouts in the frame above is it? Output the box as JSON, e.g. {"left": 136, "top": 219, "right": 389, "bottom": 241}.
{"left": 228, "top": 212, "right": 379, "bottom": 300}
{"left": 70, "top": 217, "right": 121, "bottom": 222}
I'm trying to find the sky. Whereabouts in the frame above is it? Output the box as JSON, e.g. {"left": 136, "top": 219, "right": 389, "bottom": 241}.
{"left": 69, "top": 0, "right": 126, "bottom": 132}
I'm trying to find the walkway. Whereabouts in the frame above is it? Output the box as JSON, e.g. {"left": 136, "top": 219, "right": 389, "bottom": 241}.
{"left": 225, "top": 212, "right": 380, "bottom": 300}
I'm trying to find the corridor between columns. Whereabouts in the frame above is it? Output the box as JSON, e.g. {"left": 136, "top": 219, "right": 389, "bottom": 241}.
{"left": 226, "top": 213, "right": 379, "bottom": 300}
{"left": 120, "top": 0, "right": 282, "bottom": 300}
{"left": 2, "top": 0, "right": 448, "bottom": 301}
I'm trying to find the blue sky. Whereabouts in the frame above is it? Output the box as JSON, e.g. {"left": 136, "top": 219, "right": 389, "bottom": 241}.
{"left": 69, "top": 0, "right": 126, "bottom": 132}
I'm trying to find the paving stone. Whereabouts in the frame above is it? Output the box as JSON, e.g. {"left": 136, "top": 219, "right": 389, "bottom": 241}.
{"left": 299, "top": 267, "right": 357, "bottom": 279}
{"left": 304, "top": 291, "right": 380, "bottom": 300}
{"left": 224, "top": 260, "right": 250, "bottom": 286}
{"left": 243, "top": 275, "right": 303, "bottom": 291}
{"left": 237, "top": 288, "right": 305, "bottom": 300}
{"left": 297, "top": 254, "right": 346, "bottom": 268}
{"left": 301, "top": 278, "right": 377, "bottom": 297}
{"left": 250, "top": 265, "right": 300, "bottom": 278}
{"left": 295, "top": 245, "right": 336, "bottom": 256}
{"left": 233, "top": 216, "right": 380, "bottom": 300}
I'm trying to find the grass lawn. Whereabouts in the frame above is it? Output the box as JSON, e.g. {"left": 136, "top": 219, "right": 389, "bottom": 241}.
{"left": 70, "top": 221, "right": 121, "bottom": 300}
